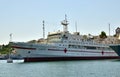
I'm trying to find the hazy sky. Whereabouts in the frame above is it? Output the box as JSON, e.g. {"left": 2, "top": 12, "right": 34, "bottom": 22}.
{"left": 0, "top": 0, "right": 120, "bottom": 44}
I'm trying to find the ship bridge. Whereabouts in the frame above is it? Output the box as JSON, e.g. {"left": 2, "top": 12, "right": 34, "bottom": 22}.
{"left": 47, "top": 31, "right": 63, "bottom": 43}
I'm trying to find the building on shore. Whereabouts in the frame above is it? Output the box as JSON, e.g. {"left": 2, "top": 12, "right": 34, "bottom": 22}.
{"left": 116, "top": 27, "right": 120, "bottom": 36}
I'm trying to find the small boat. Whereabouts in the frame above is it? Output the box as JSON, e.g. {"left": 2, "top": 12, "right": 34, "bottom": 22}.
{"left": 7, "top": 58, "right": 13, "bottom": 63}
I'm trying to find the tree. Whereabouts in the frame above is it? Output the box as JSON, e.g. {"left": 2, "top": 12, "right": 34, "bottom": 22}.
{"left": 99, "top": 31, "right": 107, "bottom": 39}
{"left": 0, "top": 44, "right": 11, "bottom": 54}
{"left": 83, "top": 35, "right": 87, "bottom": 39}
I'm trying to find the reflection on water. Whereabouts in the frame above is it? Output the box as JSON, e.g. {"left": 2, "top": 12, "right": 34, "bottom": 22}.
{"left": 0, "top": 60, "right": 120, "bottom": 77}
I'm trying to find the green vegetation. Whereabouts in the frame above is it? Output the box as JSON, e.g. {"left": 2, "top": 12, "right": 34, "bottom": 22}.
{"left": 0, "top": 44, "right": 11, "bottom": 54}
{"left": 99, "top": 31, "right": 107, "bottom": 39}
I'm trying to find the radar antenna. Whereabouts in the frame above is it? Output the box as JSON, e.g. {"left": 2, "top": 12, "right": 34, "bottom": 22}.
{"left": 61, "top": 15, "right": 69, "bottom": 32}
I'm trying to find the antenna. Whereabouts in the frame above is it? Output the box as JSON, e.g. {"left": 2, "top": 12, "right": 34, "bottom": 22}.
{"left": 75, "top": 22, "right": 77, "bottom": 32}
{"left": 65, "top": 14, "right": 67, "bottom": 21}
{"left": 109, "top": 23, "right": 110, "bottom": 36}
{"left": 43, "top": 20, "right": 45, "bottom": 39}
{"left": 9, "top": 33, "right": 12, "bottom": 42}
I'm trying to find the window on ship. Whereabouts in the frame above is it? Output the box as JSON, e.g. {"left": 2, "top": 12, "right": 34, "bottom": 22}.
{"left": 86, "top": 46, "right": 96, "bottom": 49}
{"left": 68, "top": 45, "right": 85, "bottom": 49}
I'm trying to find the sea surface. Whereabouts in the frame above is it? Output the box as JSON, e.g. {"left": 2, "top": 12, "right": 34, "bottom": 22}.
{"left": 0, "top": 59, "right": 120, "bottom": 77}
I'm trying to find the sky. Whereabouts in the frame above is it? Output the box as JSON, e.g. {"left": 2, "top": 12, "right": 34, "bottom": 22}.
{"left": 0, "top": 0, "right": 120, "bottom": 44}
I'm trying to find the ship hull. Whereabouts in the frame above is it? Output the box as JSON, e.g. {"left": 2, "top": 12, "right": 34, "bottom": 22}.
{"left": 14, "top": 48, "right": 118, "bottom": 62}
{"left": 11, "top": 42, "right": 119, "bottom": 62}
{"left": 24, "top": 56, "right": 120, "bottom": 62}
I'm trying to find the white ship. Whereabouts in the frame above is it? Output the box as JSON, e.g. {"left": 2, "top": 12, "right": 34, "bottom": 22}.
{"left": 11, "top": 16, "right": 118, "bottom": 62}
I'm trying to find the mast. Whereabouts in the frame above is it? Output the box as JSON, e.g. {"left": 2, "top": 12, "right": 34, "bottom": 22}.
{"left": 7, "top": 33, "right": 13, "bottom": 63}
{"left": 43, "top": 20, "right": 45, "bottom": 39}
{"left": 10, "top": 33, "right": 12, "bottom": 42}
{"left": 109, "top": 23, "right": 110, "bottom": 36}
{"left": 61, "top": 15, "right": 69, "bottom": 32}
{"left": 75, "top": 22, "right": 77, "bottom": 32}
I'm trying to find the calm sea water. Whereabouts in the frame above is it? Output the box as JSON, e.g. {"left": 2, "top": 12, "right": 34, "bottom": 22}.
{"left": 0, "top": 60, "right": 120, "bottom": 77}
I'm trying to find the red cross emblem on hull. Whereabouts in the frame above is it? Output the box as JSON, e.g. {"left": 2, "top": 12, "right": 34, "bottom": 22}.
{"left": 102, "top": 51, "right": 104, "bottom": 55}
{"left": 64, "top": 48, "right": 67, "bottom": 53}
